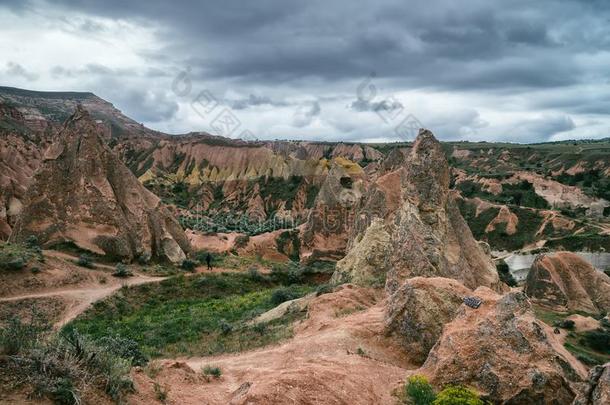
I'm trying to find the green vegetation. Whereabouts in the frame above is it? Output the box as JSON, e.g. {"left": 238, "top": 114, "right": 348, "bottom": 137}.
{"left": 496, "top": 260, "right": 517, "bottom": 287}
{"left": 67, "top": 272, "right": 317, "bottom": 358}
{"left": 0, "top": 241, "right": 44, "bottom": 271}
{"left": 1, "top": 314, "right": 142, "bottom": 404}
{"left": 276, "top": 229, "right": 301, "bottom": 261}
{"left": 201, "top": 365, "right": 222, "bottom": 380}
{"left": 457, "top": 180, "right": 549, "bottom": 210}
{"left": 113, "top": 263, "right": 133, "bottom": 278}
{"left": 534, "top": 305, "right": 610, "bottom": 366}
{"left": 432, "top": 385, "right": 483, "bottom": 405}
{"left": 404, "top": 375, "right": 436, "bottom": 405}
{"left": 77, "top": 253, "right": 94, "bottom": 269}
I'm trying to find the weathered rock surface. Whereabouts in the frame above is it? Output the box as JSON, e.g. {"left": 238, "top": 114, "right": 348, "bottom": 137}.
{"left": 420, "top": 288, "right": 587, "bottom": 403}
{"left": 377, "top": 130, "right": 504, "bottom": 293}
{"left": 384, "top": 277, "right": 472, "bottom": 364}
{"left": 330, "top": 218, "right": 390, "bottom": 286}
{"left": 11, "top": 106, "right": 190, "bottom": 263}
{"left": 301, "top": 157, "right": 365, "bottom": 260}
{"left": 584, "top": 363, "right": 610, "bottom": 405}
{"left": 524, "top": 252, "right": 610, "bottom": 314}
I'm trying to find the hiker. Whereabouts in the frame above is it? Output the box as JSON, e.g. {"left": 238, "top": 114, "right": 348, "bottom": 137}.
{"left": 206, "top": 252, "right": 212, "bottom": 270}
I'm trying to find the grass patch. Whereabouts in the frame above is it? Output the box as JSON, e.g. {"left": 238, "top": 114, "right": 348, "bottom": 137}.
{"left": 67, "top": 272, "right": 315, "bottom": 358}
{"left": 0, "top": 241, "right": 44, "bottom": 271}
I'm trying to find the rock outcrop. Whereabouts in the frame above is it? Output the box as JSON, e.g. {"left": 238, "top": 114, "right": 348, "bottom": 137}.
{"left": 524, "top": 252, "right": 610, "bottom": 314}
{"left": 301, "top": 158, "right": 365, "bottom": 260}
{"left": 11, "top": 106, "right": 190, "bottom": 263}
{"left": 579, "top": 363, "right": 610, "bottom": 405}
{"left": 421, "top": 288, "right": 587, "bottom": 403}
{"left": 384, "top": 277, "right": 472, "bottom": 364}
{"left": 330, "top": 218, "right": 390, "bottom": 286}
{"left": 333, "top": 129, "right": 504, "bottom": 292}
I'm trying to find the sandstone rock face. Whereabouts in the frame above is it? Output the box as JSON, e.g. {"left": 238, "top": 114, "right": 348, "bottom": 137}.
{"left": 384, "top": 277, "right": 472, "bottom": 364}
{"left": 384, "top": 130, "right": 504, "bottom": 293}
{"left": 11, "top": 106, "right": 190, "bottom": 263}
{"left": 301, "top": 158, "right": 365, "bottom": 260}
{"left": 330, "top": 218, "right": 390, "bottom": 286}
{"left": 421, "top": 288, "right": 587, "bottom": 403}
{"left": 524, "top": 252, "right": 610, "bottom": 314}
{"left": 587, "top": 363, "right": 610, "bottom": 405}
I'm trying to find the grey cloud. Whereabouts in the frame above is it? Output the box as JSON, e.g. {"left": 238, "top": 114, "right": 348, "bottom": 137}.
{"left": 5, "top": 62, "right": 38, "bottom": 81}
{"left": 293, "top": 101, "right": 321, "bottom": 127}
{"left": 350, "top": 98, "right": 404, "bottom": 113}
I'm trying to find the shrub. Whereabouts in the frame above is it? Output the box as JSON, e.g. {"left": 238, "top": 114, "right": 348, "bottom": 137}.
{"left": 202, "top": 365, "right": 222, "bottom": 380}
{"left": 433, "top": 385, "right": 483, "bottom": 405}
{"left": 405, "top": 375, "right": 436, "bottom": 405}
{"left": 253, "top": 322, "right": 267, "bottom": 335}
{"left": 581, "top": 328, "right": 610, "bottom": 353}
{"left": 181, "top": 259, "right": 197, "bottom": 272}
{"left": 248, "top": 266, "right": 264, "bottom": 281}
{"left": 316, "top": 283, "right": 333, "bottom": 296}
{"left": 26, "top": 235, "right": 40, "bottom": 248}
{"left": 219, "top": 319, "right": 233, "bottom": 335}
{"left": 6, "top": 257, "right": 26, "bottom": 270}
{"left": 77, "top": 254, "right": 94, "bottom": 269}
{"left": 113, "top": 263, "right": 133, "bottom": 278}
{"left": 496, "top": 260, "right": 517, "bottom": 287}
{"left": 270, "top": 287, "right": 297, "bottom": 306}
{"left": 234, "top": 234, "right": 250, "bottom": 249}
{"left": 555, "top": 319, "right": 575, "bottom": 330}
{"left": 154, "top": 382, "right": 169, "bottom": 403}
{"left": 31, "top": 266, "right": 41, "bottom": 274}
{"left": 0, "top": 314, "right": 50, "bottom": 355}
{"left": 96, "top": 335, "right": 149, "bottom": 367}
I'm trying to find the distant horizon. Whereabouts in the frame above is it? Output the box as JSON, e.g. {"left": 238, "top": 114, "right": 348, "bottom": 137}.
{"left": 3, "top": 84, "right": 610, "bottom": 147}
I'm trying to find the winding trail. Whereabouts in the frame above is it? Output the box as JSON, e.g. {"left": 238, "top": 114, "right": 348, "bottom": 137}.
{"left": 0, "top": 274, "right": 167, "bottom": 327}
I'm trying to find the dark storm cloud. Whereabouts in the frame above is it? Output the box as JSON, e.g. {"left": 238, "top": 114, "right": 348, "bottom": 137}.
{"left": 2, "top": 0, "right": 609, "bottom": 141}
{"left": 21, "top": 0, "right": 589, "bottom": 88}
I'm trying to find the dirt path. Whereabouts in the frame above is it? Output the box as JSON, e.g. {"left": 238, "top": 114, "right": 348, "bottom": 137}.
{"left": 43, "top": 249, "right": 117, "bottom": 270}
{"left": 0, "top": 274, "right": 166, "bottom": 327}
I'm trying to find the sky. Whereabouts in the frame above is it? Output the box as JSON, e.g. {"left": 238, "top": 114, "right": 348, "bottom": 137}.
{"left": 1, "top": 0, "right": 610, "bottom": 143}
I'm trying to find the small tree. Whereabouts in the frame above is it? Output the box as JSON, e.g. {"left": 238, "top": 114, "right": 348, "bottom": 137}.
{"left": 181, "top": 259, "right": 197, "bottom": 272}
{"left": 405, "top": 375, "right": 436, "bottom": 405}
{"left": 113, "top": 263, "right": 133, "bottom": 278}
{"left": 77, "top": 254, "right": 94, "bottom": 268}
{"left": 433, "top": 385, "right": 483, "bottom": 405}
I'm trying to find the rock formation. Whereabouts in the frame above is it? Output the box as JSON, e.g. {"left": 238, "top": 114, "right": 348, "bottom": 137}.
{"left": 385, "top": 130, "right": 504, "bottom": 293}
{"left": 330, "top": 218, "right": 391, "bottom": 286}
{"left": 384, "top": 277, "right": 472, "bottom": 364}
{"left": 524, "top": 252, "right": 610, "bottom": 314}
{"left": 578, "top": 363, "right": 610, "bottom": 405}
{"left": 11, "top": 106, "right": 191, "bottom": 263}
{"left": 332, "top": 129, "right": 504, "bottom": 293}
{"left": 421, "top": 288, "right": 587, "bottom": 403}
{"left": 301, "top": 157, "right": 365, "bottom": 260}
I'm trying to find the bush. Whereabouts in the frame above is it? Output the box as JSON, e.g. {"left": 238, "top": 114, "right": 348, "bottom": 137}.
{"left": 112, "top": 263, "right": 133, "bottom": 278}
{"left": 3, "top": 325, "right": 136, "bottom": 404}
{"left": 270, "top": 287, "right": 297, "bottom": 306}
{"left": 77, "top": 254, "right": 94, "bottom": 269}
{"left": 555, "top": 319, "right": 575, "bottom": 330}
{"left": 433, "top": 385, "right": 483, "bottom": 405}
{"left": 0, "top": 314, "right": 50, "bottom": 355}
{"left": 219, "top": 319, "right": 233, "bottom": 335}
{"left": 181, "top": 259, "right": 197, "bottom": 272}
{"left": 581, "top": 329, "right": 610, "bottom": 353}
{"left": 496, "top": 260, "right": 517, "bottom": 287}
{"left": 234, "top": 234, "right": 250, "bottom": 249}
{"left": 247, "top": 266, "right": 264, "bottom": 281}
{"left": 405, "top": 375, "right": 436, "bottom": 405}
{"left": 96, "top": 335, "right": 149, "bottom": 367}
{"left": 202, "top": 365, "right": 222, "bottom": 379}
{"left": 31, "top": 266, "right": 41, "bottom": 274}
{"left": 26, "top": 235, "right": 40, "bottom": 248}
